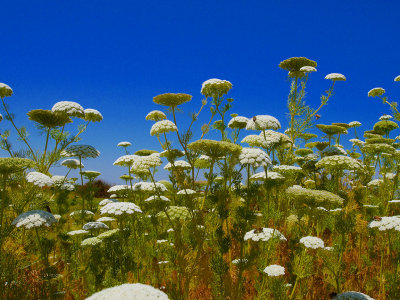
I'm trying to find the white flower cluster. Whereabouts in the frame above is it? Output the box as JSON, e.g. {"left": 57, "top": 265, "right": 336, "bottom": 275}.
{"left": 263, "top": 264, "right": 285, "bottom": 277}
{"left": 146, "top": 110, "right": 167, "bottom": 121}
{"left": 246, "top": 115, "right": 281, "bottom": 131}
{"left": 12, "top": 210, "right": 57, "bottom": 229}
{"left": 84, "top": 108, "right": 103, "bottom": 122}
{"left": 0, "top": 83, "right": 13, "bottom": 97}
{"left": 99, "top": 199, "right": 119, "bottom": 206}
{"left": 250, "top": 171, "right": 284, "bottom": 181}
{"left": 241, "top": 135, "right": 269, "bottom": 148}
{"left": 300, "top": 66, "right": 316, "bottom": 72}
{"left": 177, "top": 189, "right": 196, "bottom": 195}
{"left": 117, "top": 141, "right": 132, "bottom": 147}
{"left": 86, "top": 283, "right": 169, "bottom": 300}
{"left": 67, "top": 230, "right": 89, "bottom": 236}
{"left": 96, "top": 217, "right": 116, "bottom": 222}
{"left": 201, "top": 78, "right": 232, "bottom": 97}
{"left": 26, "top": 172, "right": 54, "bottom": 187}
{"left": 107, "top": 185, "right": 132, "bottom": 193}
{"left": 239, "top": 147, "right": 271, "bottom": 168}
{"left": 158, "top": 206, "right": 190, "bottom": 221}
{"left": 164, "top": 160, "right": 191, "bottom": 170}
{"left": 61, "top": 158, "right": 83, "bottom": 169}
{"left": 379, "top": 114, "right": 393, "bottom": 121}
{"left": 367, "top": 179, "right": 383, "bottom": 187}
{"left": 316, "top": 155, "right": 362, "bottom": 171}
{"left": 272, "top": 165, "right": 303, "bottom": 177}
{"left": 228, "top": 116, "right": 249, "bottom": 129}
{"left": 334, "top": 291, "right": 374, "bottom": 300}
{"left": 150, "top": 120, "right": 177, "bottom": 136}
{"left": 321, "top": 146, "right": 347, "bottom": 156}
{"left": 52, "top": 101, "right": 84, "bottom": 117}
{"left": 113, "top": 155, "right": 139, "bottom": 166}
{"left": 349, "top": 139, "right": 365, "bottom": 147}
{"left": 83, "top": 222, "right": 109, "bottom": 230}
{"left": 299, "top": 236, "right": 325, "bottom": 249}
{"left": 70, "top": 210, "right": 94, "bottom": 217}
{"left": 368, "top": 216, "right": 400, "bottom": 231}
{"left": 51, "top": 176, "right": 74, "bottom": 190}
{"left": 133, "top": 182, "right": 167, "bottom": 192}
{"left": 81, "top": 237, "right": 102, "bottom": 247}
{"left": 324, "top": 73, "right": 346, "bottom": 81}
{"left": 131, "top": 154, "right": 162, "bottom": 169}
{"left": 61, "top": 144, "right": 100, "bottom": 159}
{"left": 97, "top": 229, "right": 120, "bottom": 239}
{"left": 244, "top": 228, "right": 286, "bottom": 242}
{"left": 145, "top": 195, "right": 170, "bottom": 202}
{"left": 348, "top": 121, "right": 361, "bottom": 127}
{"left": 100, "top": 202, "right": 142, "bottom": 216}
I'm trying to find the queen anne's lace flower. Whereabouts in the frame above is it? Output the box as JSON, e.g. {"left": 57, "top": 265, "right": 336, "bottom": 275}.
{"left": 61, "top": 145, "right": 100, "bottom": 159}
{"left": 177, "top": 189, "right": 196, "bottom": 195}
{"left": 131, "top": 154, "right": 162, "bottom": 169}
{"left": 26, "top": 172, "right": 54, "bottom": 187}
{"left": 157, "top": 206, "right": 190, "bottom": 221}
{"left": 239, "top": 148, "right": 271, "bottom": 167}
{"left": 250, "top": 171, "right": 284, "bottom": 181}
{"left": 67, "top": 230, "right": 89, "bottom": 236}
{"left": 228, "top": 116, "right": 249, "bottom": 129}
{"left": 241, "top": 135, "right": 269, "bottom": 148}
{"left": 81, "top": 237, "right": 102, "bottom": 247}
{"left": 0, "top": 83, "right": 13, "bottom": 98}
{"left": 97, "top": 229, "right": 120, "bottom": 239}
{"left": 133, "top": 182, "right": 167, "bottom": 192}
{"left": 316, "top": 155, "right": 362, "bottom": 171}
{"left": 150, "top": 120, "right": 178, "bottom": 136}
{"left": 325, "top": 73, "right": 346, "bottom": 81}
{"left": 368, "top": 216, "right": 400, "bottom": 231}
{"left": 164, "top": 160, "right": 191, "bottom": 170}
{"left": 81, "top": 170, "right": 101, "bottom": 179}
{"left": 201, "top": 78, "right": 232, "bottom": 97}
{"left": 300, "top": 236, "right": 325, "bottom": 249}
{"left": 70, "top": 210, "right": 94, "bottom": 217}
{"left": 61, "top": 159, "right": 83, "bottom": 169}
{"left": 117, "top": 141, "right": 132, "bottom": 147}
{"left": 286, "top": 185, "right": 344, "bottom": 207}
{"left": 368, "top": 87, "right": 385, "bottom": 97}
{"left": 349, "top": 139, "right": 365, "bottom": 147}
{"left": 52, "top": 101, "right": 84, "bottom": 117}
{"left": 246, "top": 115, "right": 281, "bottom": 131}
{"left": 349, "top": 121, "right": 361, "bottom": 127}
{"left": 83, "top": 222, "right": 109, "bottom": 230}
{"left": 114, "top": 155, "right": 139, "bottom": 167}
{"left": 321, "top": 146, "right": 348, "bottom": 157}
{"left": 107, "top": 185, "right": 132, "bottom": 193}
{"left": 100, "top": 202, "right": 142, "bottom": 215}
{"left": 146, "top": 110, "right": 167, "bottom": 121}
{"left": 96, "top": 217, "right": 115, "bottom": 223}
{"left": 145, "top": 195, "right": 170, "bottom": 202}
{"left": 379, "top": 114, "right": 393, "bottom": 121}
{"left": 244, "top": 228, "right": 286, "bottom": 242}
{"left": 334, "top": 291, "right": 374, "bottom": 300}
{"left": 273, "top": 165, "right": 303, "bottom": 177}
{"left": 367, "top": 179, "right": 383, "bottom": 187}
{"left": 263, "top": 264, "right": 285, "bottom": 277}
{"left": 84, "top": 108, "right": 103, "bottom": 122}
{"left": 86, "top": 283, "right": 169, "bottom": 300}
{"left": 12, "top": 210, "right": 57, "bottom": 229}
{"left": 99, "top": 199, "right": 119, "bottom": 206}
{"left": 299, "top": 66, "right": 316, "bottom": 72}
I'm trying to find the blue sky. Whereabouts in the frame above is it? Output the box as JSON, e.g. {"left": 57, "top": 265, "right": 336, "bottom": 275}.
{"left": 2, "top": 0, "right": 400, "bottom": 183}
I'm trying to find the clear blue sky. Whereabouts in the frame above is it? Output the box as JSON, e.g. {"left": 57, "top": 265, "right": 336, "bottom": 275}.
{"left": 2, "top": 0, "right": 400, "bottom": 183}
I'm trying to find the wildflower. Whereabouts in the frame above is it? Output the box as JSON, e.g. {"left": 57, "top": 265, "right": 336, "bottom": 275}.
{"left": 164, "top": 160, "right": 191, "bottom": 170}
{"left": 70, "top": 210, "right": 94, "bottom": 217}
{"left": 145, "top": 195, "right": 170, "bottom": 202}
{"left": 201, "top": 78, "right": 233, "bottom": 97}
{"left": 160, "top": 149, "right": 184, "bottom": 161}
{"left": 395, "top": 75, "right": 400, "bottom": 82}
{"left": 81, "top": 237, "right": 102, "bottom": 247}
{"left": 135, "top": 149, "right": 159, "bottom": 156}
{"left": 157, "top": 206, "right": 190, "bottom": 221}
{"left": 241, "top": 135, "right": 269, "bottom": 148}
{"left": 52, "top": 101, "right": 84, "bottom": 117}
{"left": 12, "top": 210, "right": 57, "bottom": 229}
{"left": 100, "top": 202, "right": 142, "bottom": 215}
{"left": 86, "top": 283, "right": 169, "bottom": 300}
{"left": 368, "top": 87, "right": 385, "bottom": 97}
{"left": 272, "top": 165, "right": 303, "bottom": 177}
{"left": 188, "top": 139, "right": 241, "bottom": 159}
{"left": 0, "top": 83, "right": 13, "bottom": 98}
{"left": 250, "top": 171, "right": 284, "bottom": 181}
{"left": 279, "top": 57, "right": 317, "bottom": 75}
{"left": 299, "top": 66, "right": 317, "bottom": 73}
{"left": 99, "top": 199, "right": 119, "bottom": 206}
{"left": 286, "top": 185, "right": 344, "bottom": 207}
{"left": 334, "top": 291, "right": 374, "bottom": 300}
{"left": 348, "top": 121, "right": 361, "bottom": 128}
{"left": 389, "top": 200, "right": 400, "bottom": 204}
{"left": 379, "top": 114, "right": 393, "bottom": 121}
{"left": 324, "top": 73, "right": 346, "bottom": 81}
{"left": 194, "top": 155, "right": 211, "bottom": 169}
{"left": 368, "top": 216, "right": 400, "bottom": 231}
{"left": 61, "top": 159, "right": 83, "bottom": 169}
{"left": 27, "top": 109, "right": 72, "bottom": 127}
{"left": 321, "top": 146, "right": 348, "bottom": 157}
{"left": 84, "top": 108, "right": 103, "bottom": 122}
{"left": 117, "top": 141, "right": 132, "bottom": 147}
{"left": 153, "top": 93, "right": 192, "bottom": 107}
{"left": 239, "top": 147, "right": 271, "bottom": 168}
{"left": 150, "top": 120, "right": 178, "bottom": 136}
{"left": 67, "top": 230, "right": 89, "bottom": 236}
{"left": 246, "top": 115, "right": 281, "bottom": 131}
{"left": 299, "top": 236, "right": 325, "bottom": 249}
{"left": 0, "top": 157, "right": 34, "bottom": 175}
{"left": 132, "top": 154, "right": 162, "bottom": 170}
{"left": 244, "top": 228, "right": 286, "bottom": 242}
{"left": 113, "top": 155, "right": 139, "bottom": 167}
{"left": 26, "top": 172, "right": 54, "bottom": 187}
{"left": 83, "top": 222, "right": 109, "bottom": 230}
{"left": 107, "top": 185, "right": 132, "bottom": 193}
{"left": 263, "top": 264, "right": 285, "bottom": 277}
{"left": 177, "top": 189, "right": 196, "bottom": 195}
{"left": 61, "top": 145, "right": 100, "bottom": 159}
{"left": 232, "top": 258, "right": 248, "bottom": 265}
{"left": 228, "top": 116, "right": 249, "bottom": 129}
{"left": 146, "top": 110, "right": 167, "bottom": 121}
{"left": 133, "top": 182, "right": 167, "bottom": 192}
{"left": 80, "top": 170, "right": 101, "bottom": 179}
{"left": 373, "top": 120, "right": 398, "bottom": 135}
{"left": 97, "top": 229, "right": 120, "bottom": 239}
{"left": 316, "top": 155, "right": 362, "bottom": 171}
{"left": 349, "top": 139, "right": 365, "bottom": 147}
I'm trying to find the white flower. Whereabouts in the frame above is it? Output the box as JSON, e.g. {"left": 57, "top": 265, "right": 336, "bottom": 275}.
{"left": 321, "top": 146, "right": 348, "bottom": 157}
{"left": 117, "top": 141, "right": 132, "bottom": 147}
{"left": 232, "top": 258, "right": 248, "bottom": 265}
{"left": 70, "top": 210, "right": 94, "bottom": 217}
{"left": 164, "top": 160, "right": 191, "bottom": 170}
{"left": 348, "top": 121, "right": 361, "bottom": 127}
{"left": 244, "top": 228, "right": 286, "bottom": 242}
{"left": 97, "top": 229, "right": 120, "bottom": 239}
{"left": 114, "top": 155, "right": 139, "bottom": 167}
{"left": 368, "top": 216, "right": 400, "bottom": 231}
{"left": 250, "top": 171, "right": 284, "bottom": 181}
{"left": 61, "top": 144, "right": 100, "bottom": 159}
{"left": 228, "top": 116, "right": 249, "bottom": 129}
{"left": 81, "top": 237, "right": 102, "bottom": 247}
{"left": 246, "top": 115, "right": 281, "bottom": 131}
{"left": 133, "top": 182, "right": 167, "bottom": 192}
{"left": 12, "top": 210, "right": 57, "bottom": 229}
{"left": 395, "top": 75, "right": 400, "bottom": 82}
{"left": 146, "top": 110, "right": 167, "bottom": 121}
{"left": 84, "top": 108, "right": 103, "bottom": 122}
{"left": 201, "top": 78, "right": 232, "bottom": 97}
{"left": 150, "top": 120, "right": 177, "bottom": 136}
{"left": 349, "top": 139, "right": 365, "bottom": 147}
{"left": 83, "top": 222, "right": 109, "bottom": 230}
{"left": 52, "top": 101, "right": 84, "bottom": 117}
{"left": 299, "top": 236, "right": 325, "bottom": 249}
{"left": 367, "top": 179, "right": 383, "bottom": 187}
{"left": 99, "top": 199, "right": 119, "bottom": 206}
{"left": 0, "top": 83, "right": 13, "bottom": 98}
{"left": 300, "top": 66, "right": 317, "bottom": 72}
{"left": 272, "top": 165, "right": 303, "bottom": 175}
{"left": 324, "top": 73, "right": 346, "bottom": 81}
{"left": 334, "top": 291, "right": 374, "bottom": 300}
{"left": 241, "top": 135, "right": 269, "bottom": 148}
{"left": 67, "top": 230, "right": 89, "bottom": 236}
{"left": 177, "top": 189, "right": 196, "bottom": 195}
{"left": 26, "top": 172, "right": 54, "bottom": 187}
{"left": 263, "top": 264, "right": 285, "bottom": 277}
{"left": 379, "top": 114, "right": 393, "bottom": 120}
{"left": 145, "top": 195, "right": 170, "bottom": 202}
{"left": 316, "top": 155, "right": 362, "bottom": 171}
{"left": 107, "top": 185, "right": 132, "bottom": 193}
{"left": 61, "top": 159, "right": 83, "bottom": 169}
{"left": 389, "top": 200, "right": 400, "bottom": 204}
{"left": 96, "top": 217, "right": 116, "bottom": 222}
{"left": 239, "top": 147, "right": 271, "bottom": 168}
{"left": 86, "top": 283, "right": 169, "bottom": 300}
{"left": 368, "top": 87, "right": 385, "bottom": 97}
{"left": 131, "top": 154, "right": 162, "bottom": 169}
{"left": 100, "top": 202, "right": 142, "bottom": 216}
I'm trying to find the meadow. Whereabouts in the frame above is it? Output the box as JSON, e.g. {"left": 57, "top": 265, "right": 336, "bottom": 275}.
{"left": 0, "top": 57, "right": 399, "bottom": 299}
